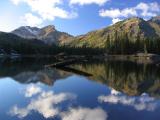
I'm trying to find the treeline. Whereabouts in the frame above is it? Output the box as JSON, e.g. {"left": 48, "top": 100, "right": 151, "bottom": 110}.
{"left": 0, "top": 33, "right": 61, "bottom": 55}
{"left": 105, "top": 31, "right": 160, "bottom": 54}
{"left": 1, "top": 32, "right": 160, "bottom": 56}
{"left": 0, "top": 32, "right": 104, "bottom": 55}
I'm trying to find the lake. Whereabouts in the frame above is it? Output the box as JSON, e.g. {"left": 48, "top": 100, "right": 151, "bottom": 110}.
{"left": 1, "top": 57, "right": 160, "bottom": 120}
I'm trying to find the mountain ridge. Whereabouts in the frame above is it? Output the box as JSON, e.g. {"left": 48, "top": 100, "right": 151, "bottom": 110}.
{"left": 12, "top": 25, "right": 73, "bottom": 45}
{"left": 1, "top": 16, "right": 160, "bottom": 55}
{"left": 66, "top": 16, "right": 160, "bottom": 48}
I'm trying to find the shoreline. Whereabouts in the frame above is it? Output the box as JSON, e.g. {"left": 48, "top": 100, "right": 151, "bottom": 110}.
{"left": 1, "top": 53, "right": 160, "bottom": 64}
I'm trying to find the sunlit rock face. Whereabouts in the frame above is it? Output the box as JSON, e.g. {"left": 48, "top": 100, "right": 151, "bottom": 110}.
{"left": 68, "top": 17, "right": 160, "bottom": 48}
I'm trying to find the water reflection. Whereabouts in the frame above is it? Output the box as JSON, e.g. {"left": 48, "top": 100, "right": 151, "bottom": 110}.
{"left": 1, "top": 58, "right": 160, "bottom": 120}
{"left": 61, "top": 107, "right": 107, "bottom": 120}
{"left": 25, "top": 85, "right": 42, "bottom": 97}
{"left": 13, "top": 68, "right": 71, "bottom": 85}
{"left": 73, "top": 60, "right": 160, "bottom": 97}
{"left": 2, "top": 58, "right": 160, "bottom": 98}
{"left": 98, "top": 89, "right": 157, "bottom": 111}
{"left": 10, "top": 84, "right": 76, "bottom": 118}
{"left": 9, "top": 84, "right": 107, "bottom": 120}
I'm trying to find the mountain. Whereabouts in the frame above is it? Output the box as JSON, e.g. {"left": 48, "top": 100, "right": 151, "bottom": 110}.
{"left": 64, "top": 16, "right": 160, "bottom": 54}
{"left": 11, "top": 26, "right": 40, "bottom": 39}
{"left": 149, "top": 16, "right": 160, "bottom": 25}
{"left": 12, "top": 25, "right": 73, "bottom": 45}
{"left": 2, "top": 16, "right": 160, "bottom": 55}
{"left": 148, "top": 16, "right": 160, "bottom": 36}
{"left": 0, "top": 32, "right": 56, "bottom": 55}
{"left": 67, "top": 17, "right": 160, "bottom": 48}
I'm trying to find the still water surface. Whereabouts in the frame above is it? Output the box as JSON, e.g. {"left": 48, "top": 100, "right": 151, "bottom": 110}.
{"left": 1, "top": 57, "right": 160, "bottom": 120}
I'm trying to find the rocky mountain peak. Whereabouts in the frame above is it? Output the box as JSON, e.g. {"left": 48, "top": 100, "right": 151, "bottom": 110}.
{"left": 41, "top": 25, "right": 56, "bottom": 32}
{"left": 11, "top": 25, "right": 72, "bottom": 44}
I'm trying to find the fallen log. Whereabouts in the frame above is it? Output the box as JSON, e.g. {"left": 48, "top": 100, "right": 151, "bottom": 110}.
{"left": 56, "top": 66, "right": 92, "bottom": 77}
{"left": 45, "top": 59, "right": 78, "bottom": 68}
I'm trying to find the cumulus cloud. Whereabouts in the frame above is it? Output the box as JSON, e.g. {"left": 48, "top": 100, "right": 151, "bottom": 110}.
{"left": 135, "top": 2, "right": 160, "bottom": 17}
{"left": 12, "top": 0, "right": 78, "bottom": 20}
{"left": 99, "top": 8, "right": 137, "bottom": 18}
{"left": 11, "top": 0, "right": 78, "bottom": 26}
{"left": 10, "top": 86, "right": 76, "bottom": 118}
{"left": 98, "top": 89, "right": 157, "bottom": 111}
{"left": 70, "top": 0, "right": 110, "bottom": 6}
{"left": 99, "top": 2, "right": 160, "bottom": 24}
{"left": 21, "top": 13, "right": 43, "bottom": 27}
{"left": 61, "top": 107, "right": 108, "bottom": 120}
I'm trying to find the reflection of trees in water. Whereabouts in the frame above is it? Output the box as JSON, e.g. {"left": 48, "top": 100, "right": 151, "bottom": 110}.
{"left": 73, "top": 60, "right": 160, "bottom": 97}
{"left": 0, "top": 58, "right": 71, "bottom": 85}
{"left": 1, "top": 57, "right": 160, "bottom": 97}
{"left": 0, "top": 57, "right": 57, "bottom": 77}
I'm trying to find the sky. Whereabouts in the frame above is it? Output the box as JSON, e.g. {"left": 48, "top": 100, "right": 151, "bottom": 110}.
{"left": 0, "top": 0, "right": 160, "bottom": 36}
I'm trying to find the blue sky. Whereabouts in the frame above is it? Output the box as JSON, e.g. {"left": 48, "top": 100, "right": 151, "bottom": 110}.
{"left": 0, "top": 0, "right": 160, "bottom": 36}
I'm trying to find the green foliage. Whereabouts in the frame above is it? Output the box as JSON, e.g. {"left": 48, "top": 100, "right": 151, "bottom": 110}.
{"left": 1, "top": 16, "right": 160, "bottom": 55}
{"left": 0, "top": 32, "right": 105, "bottom": 55}
{"left": 0, "top": 32, "right": 61, "bottom": 55}
{"left": 67, "top": 17, "right": 160, "bottom": 55}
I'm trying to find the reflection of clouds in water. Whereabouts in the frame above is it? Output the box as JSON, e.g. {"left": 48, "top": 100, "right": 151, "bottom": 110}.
{"left": 10, "top": 106, "right": 29, "bottom": 118}
{"left": 61, "top": 107, "right": 107, "bottom": 120}
{"left": 98, "top": 88, "right": 157, "bottom": 111}
{"left": 110, "top": 88, "right": 120, "bottom": 95}
{"left": 10, "top": 85, "right": 76, "bottom": 118}
{"left": 10, "top": 85, "right": 108, "bottom": 120}
{"left": 25, "top": 84, "right": 42, "bottom": 97}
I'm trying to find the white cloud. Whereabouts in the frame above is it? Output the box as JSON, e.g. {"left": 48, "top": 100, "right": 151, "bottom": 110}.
{"left": 99, "top": 2, "right": 160, "bottom": 24}
{"left": 99, "top": 8, "right": 137, "bottom": 18}
{"left": 21, "top": 13, "right": 43, "bottom": 27}
{"left": 135, "top": 2, "right": 160, "bottom": 17}
{"left": 70, "top": 0, "right": 110, "bottom": 6}
{"left": 10, "top": 0, "right": 78, "bottom": 26}
{"left": 24, "top": 84, "right": 42, "bottom": 97}
{"left": 61, "top": 107, "right": 108, "bottom": 120}
{"left": 99, "top": 9, "right": 121, "bottom": 18}
{"left": 10, "top": 86, "right": 76, "bottom": 118}
{"left": 11, "top": 0, "right": 22, "bottom": 5}
{"left": 11, "top": 0, "right": 77, "bottom": 20}
{"left": 112, "top": 18, "right": 121, "bottom": 24}
{"left": 122, "top": 8, "right": 138, "bottom": 17}
{"left": 98, "top": 91, "right": 157, "bottom": 111}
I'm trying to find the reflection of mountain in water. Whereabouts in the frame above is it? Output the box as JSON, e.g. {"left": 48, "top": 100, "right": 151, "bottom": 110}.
{"left": 13, "top": 68, "right": 71, "bottom": 86}
{"left": 73, "top": 60, "right": 160, "bottom": 98}
{"left": 1, "top": 57, "right": 160, "bottom": 97}
{"left": 0, "top": 58, "right": 71, "bottom": 85}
